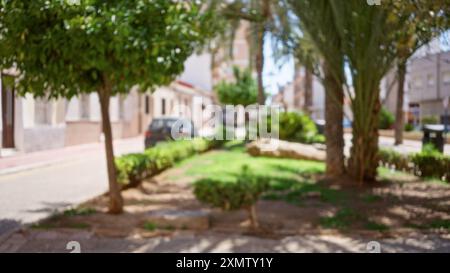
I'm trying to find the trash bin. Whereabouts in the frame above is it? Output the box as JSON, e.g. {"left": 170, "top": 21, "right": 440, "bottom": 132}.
{"left": 314, "top": 120, "right": 325, "bottom": 135}
{"left": 422, "top": 124, "right": 445, "bottom": 153}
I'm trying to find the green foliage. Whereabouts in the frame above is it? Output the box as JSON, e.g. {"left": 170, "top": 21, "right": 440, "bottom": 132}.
{"left": 0, "top": 0, "right": 216, "bottom": 97}
{"left": 115, "top": 139, "right": 219, "bottom": 187}
{"left": 379, "top": 108, "right": 395, "bottom": 130}
{"left": 193, "top": 165, "right": 269, "bottom": 211}
{"left": 143, "top": 222, "right": 157, "bottom": 232}
{"left": 215, "top": 66, "right": 258, "bottom": 106}
{"left": 429, "top": 219, "right": 450, "bottom": 230}
{"left": 411, "top": 146, "right": 449, "bottom": 182}
{"left": 63, "top": 207, "right": 97, "bottom": 217}
{"left": 319, "top": 208, "right": 360, "bottom": 229}
{"left": 378, "top": 148, "right": 412, "bottom": 171}
{"left": 404, "top": 123, "right": 415, "bottom": 132}
{"left": 365, "top": 221, "right": 389, "bottom": 232}
{"left": 421, "top": 116, "right": 439, "bottom": 125}
{"left": 278, "top": 112, "right": 322, "bottom": 144}
{"left": 378, "top": 147, "right": 449, "bottom": 182}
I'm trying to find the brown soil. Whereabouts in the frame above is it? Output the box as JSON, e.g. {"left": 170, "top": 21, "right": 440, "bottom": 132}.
{"left": 33, "top": 160, "right": 450, "bottom": 240}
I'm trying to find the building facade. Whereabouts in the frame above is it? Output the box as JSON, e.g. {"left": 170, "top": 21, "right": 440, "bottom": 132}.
{"left": 1, "top": 75, "right": 215, "bottom": 155}
{"left": 407, "top": 51, "right": 450, "bottom": 124}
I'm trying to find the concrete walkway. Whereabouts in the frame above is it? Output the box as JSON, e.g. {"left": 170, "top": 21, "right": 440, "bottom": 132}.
{"left": 0, "top": 137, "right": 144, "bottom": 238}
{"left": 3, "top": 230, "right": 450, "bottom": 253}
{"left": 344, "top": 134, "right": 450, "bottom": 156}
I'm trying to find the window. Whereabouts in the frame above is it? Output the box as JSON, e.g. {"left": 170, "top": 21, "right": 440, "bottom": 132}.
{"left": 443, "top": 71, "right": 450, "bottom": 84}
{"left": 427, "top": 74, "right": 434, "bottom": 86}
{"left": 413, "top": 77, "right": 423, "bottom": 88}
{"left": 145, "top": 95, "right": 150, "bottom": 114}
{"left": 35, "top": 98, "right": 52, "bottom": 125}
{"left": 118, "top": 95, "right": 125, "bottom": 119}
{"left": 80, "top": 94, "right": 90, "bottom": 119}
{"left": 161, "top": 98, "right": 166, "bottom": 116}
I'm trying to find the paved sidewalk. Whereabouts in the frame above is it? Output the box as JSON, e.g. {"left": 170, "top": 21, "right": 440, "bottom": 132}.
{"left": 344, "top": 134, "right": 450, "bottom": 156}
{"left": 0, "top": 137, "right": 144, "bottom": 175}
{"left": 3, "top": 230, "right": 450, "bottom": 253}
{"left": 0, "top": 137, "right": 144, "bottom": 239}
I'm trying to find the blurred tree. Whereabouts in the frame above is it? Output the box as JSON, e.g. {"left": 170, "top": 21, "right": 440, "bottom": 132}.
{"left": 214, "top": 0, "right": 292, "bottom": 105}
{"left": 290, "top": 0, "right": 449, "bottom": 182}
{"left": 0, "top": 0, "right": 216, "bottom": 213}
{"left": 294, "top": 35, "right": 319, "bottom": 116}
{"left": 215, "top": 66, "right": 258, "bottom": 106}
{"left": 289, "top": 1, "right": 346, "bottom": 178}
{"left": 390, "top": 0, "right": 450, "bottom": 145}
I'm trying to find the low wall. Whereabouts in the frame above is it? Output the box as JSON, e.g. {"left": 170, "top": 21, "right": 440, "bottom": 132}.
{"left": 22, "top": 126, "right": 66, "bottom": 153}
{"left": 65, "top": 121, "right": 102, "bottom": 146}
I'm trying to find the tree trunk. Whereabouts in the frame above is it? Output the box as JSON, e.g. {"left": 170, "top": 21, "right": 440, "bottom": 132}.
{"left": 255, "top": 27, "right": 265, "bottom": 105}
{"left": 304, "top": 68, "right": 313, "bottom": 115}
{"left": 348, "top": 91, "right": 381, "bottom": 183}
{"left": 247, "top": 205, "right": 259, "bottom": 230}
{"left": 98, "top": 75, "right": 124, "bottom": 214}
{"left": 324, "top": 63, "right": 345, "bottom": 178}
{"left": 394, "top": 61, "right": 406, "bottom": 145}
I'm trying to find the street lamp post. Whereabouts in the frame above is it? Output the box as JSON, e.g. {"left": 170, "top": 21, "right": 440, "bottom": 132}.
{"left": 444, "top": 96, "right": 449, "bottom": 135}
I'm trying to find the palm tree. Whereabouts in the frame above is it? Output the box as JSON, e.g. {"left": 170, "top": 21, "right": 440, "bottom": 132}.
{"left": 289, "top": 0, "right": 346, "bottom": 178}
{"left": 294, "top": 35, "right": 318, "bottom": 115}
{"left": 218, "top": 0, "right": 292, "bottom": 105}
{"left": 290, "top": 0, "right": 448, "bottom": 182}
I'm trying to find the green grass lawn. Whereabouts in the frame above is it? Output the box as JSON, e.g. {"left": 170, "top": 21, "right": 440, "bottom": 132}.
{"left": 174, "top": 141, "right": 354, "bottom": 206}
{"left": 177, "top": 140, "right": 324, "bottom": 182}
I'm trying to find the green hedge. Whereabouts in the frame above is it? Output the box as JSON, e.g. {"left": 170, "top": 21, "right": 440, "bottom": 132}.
{"left": 378, "top": 147, "right": 449, "bottom": 182}
{"left": 278, "top": 112, "right": 325, "bottom": 144}
{"left": 379, "top": 107, "right": 394, "bottom": 129}
{"left": 411, "top": 146, "right": 450, "bottom": 181}
{"left": 115, "top": 139, "right": 222, "bottom": 188}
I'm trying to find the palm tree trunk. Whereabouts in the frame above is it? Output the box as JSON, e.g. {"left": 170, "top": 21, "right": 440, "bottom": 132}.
{"left": 394, "top": 61, "right": 406, "bottom": 145}
{"left": 255, "top": 27, "right": 265, "bottom": 105}
{"left": 304, "top": 69, "right": 313, "bottom": 115}
{"left": 247, "top": 205, "right": 259, "bottom": 230}
{"left": 324, "top": 63, "right": 345, "bottom": 178}
{"left": 348, "top": 90, "right": 381, "bottom": 183}
{"left": 98, "top": 74, "right": 124, "bottom": 214}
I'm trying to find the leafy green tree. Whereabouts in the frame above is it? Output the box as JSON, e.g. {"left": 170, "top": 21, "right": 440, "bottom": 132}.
{"left": 390, "top": 0, "right": 450, "bottom": 145}
{"left": 0, "top": 0, "right": 215, "bottom": 213}
{"left": 215, "top": 66, "right": 257, "bottom": 106}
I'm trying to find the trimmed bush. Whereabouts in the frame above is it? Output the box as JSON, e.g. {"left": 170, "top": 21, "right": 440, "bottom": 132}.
{"left": 116, "top": 139, "right": 220, "bottom": 188}
{"left": 411, "top": 145, "right": 449, "bottom": 182}
{"left": 378, "top": 107, "right": 394, "bottom": 129}
{"left": 278, "top": 112, "right": 323, "bottom": 144}
{"left": 193, "top": 165, "right": 269, "bottom": 229}
{"left": 378, "top": 148, "right": 412, "bottom": 172}
{"left": 404, "top": 123, "right": 415, "bottom": 132}
{"left": 421, "top": 115, "right": 439, "bottom": 125}
{"left": 378, "top": 146, "right": 449, "bottom": 182}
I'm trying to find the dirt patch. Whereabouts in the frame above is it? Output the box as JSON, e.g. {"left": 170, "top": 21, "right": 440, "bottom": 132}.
{"left": 29, "top": 159, "right": 450, "bottom": 242}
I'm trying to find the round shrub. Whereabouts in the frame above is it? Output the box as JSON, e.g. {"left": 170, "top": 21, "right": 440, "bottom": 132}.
{"left": 278, "top": 112, "right": 318, "bottom": 143}
{"left": 379, "top": 107, "right": 394, "bottom": 129}
{"left": 193, "top": 166, "right": 269, "bottom": 229}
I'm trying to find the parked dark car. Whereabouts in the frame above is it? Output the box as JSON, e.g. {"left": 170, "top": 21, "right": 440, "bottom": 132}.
{"left": 144, "top": 117, "right": 197, "bottom": 148}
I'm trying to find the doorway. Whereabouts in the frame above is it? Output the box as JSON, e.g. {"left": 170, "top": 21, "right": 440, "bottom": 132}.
{"left": 1, "top": 74, "right": 15, "bottom": 148}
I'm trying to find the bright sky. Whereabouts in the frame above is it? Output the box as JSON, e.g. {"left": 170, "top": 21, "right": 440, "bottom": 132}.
{"left": 263, "top": 36, "right": 295, "bottom": 98}
{"left": 263, "top": 32, "right": 450, "bottom": 99}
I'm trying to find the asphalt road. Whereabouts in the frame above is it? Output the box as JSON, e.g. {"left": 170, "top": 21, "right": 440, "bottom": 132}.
{"left": 0, "top": 137, "right": 144, "bottom": 235}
